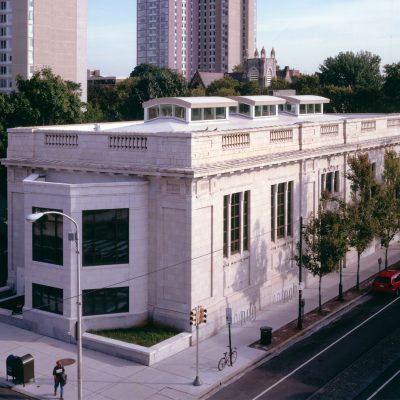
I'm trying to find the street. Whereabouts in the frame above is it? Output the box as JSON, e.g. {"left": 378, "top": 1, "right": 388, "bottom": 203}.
{"left": 208, "top": 294, "right": 400, "bottom": 400}
{"left": 0, "top": 386, "right": 36, "bottom": 399}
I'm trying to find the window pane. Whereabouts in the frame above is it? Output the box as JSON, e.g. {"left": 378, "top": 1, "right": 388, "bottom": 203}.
{"left": 191, "top": 108, "right": 202, "bottom": 121}
{"left": 148, "top": 106, "right": 159, "bottom": 120}
{"left": 333, "top": 171, "right": 338, "bottom": 192}
{"left": 174, "top": 105, "right": 185, "bottom": 119}
{"left": 82, "top": 287, "right": 129, "bottom": 316}
{"left": 32, "top": 283, "right": 63, "bottom": 315}
{"left": 223, "top": 195, "right": 228, "bottom": 257}
{"left": 243, "top": 191, "right": 249, "bottom": 251}
{"left": 255, "top": 105, "right": 262, "bottom": 117}
{"left": 230, "top": 193, "right": 240, "bottom": 254}
{"left": 277, "top": 183, "right": 285, "bottom": 238}
{"left": 216, "top": 107, "right": 226, "bottom": 119}
{"left": 315, "top": 104, "right": 321, "bottom": 113}
{"left": 287, "top": 181, "right": 293, "bottom": 236}
{"left": 83, "top": 209, "right": 129, "bottom": 266}
{"left": 160, "top": 104, "right": 172, "bottom": 117}
{"left": 307, "top": 104, "right": 315, "bottom": 114}
{"left": 32, "top": 207, "right": 63, "bottom": 265}
{"left": 300, "top": 104, "right": 306, "bottom": 114}
{"left": 239, "top": 103, "right": 250, "bottom": 116}
{"left": 271, "top": 185, "right": 275, "bottom": 242}
{"left": 326, "top": 172, "right": 333, "bottom": 193}
{"left": 203, "top": 107, "right": 214, "bottom": 120}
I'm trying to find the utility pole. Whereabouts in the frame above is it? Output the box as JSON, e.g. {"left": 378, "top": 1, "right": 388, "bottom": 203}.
{"left": 226, "top": 307, "right": 233, "bottom": 364}
{"left": 297, "top": 216, "right": 303, "bottom": 330}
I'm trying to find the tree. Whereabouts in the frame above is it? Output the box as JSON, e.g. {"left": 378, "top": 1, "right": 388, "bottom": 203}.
{"left": 267, "top": 78, "right": 291, "bottom": 91}
{"left": 295, "top": 200, "right": 346, "bottom": 313}
{"left": 10, "top": 68, "right": 84, "bottom": 126}
{"left": 319, "top": 85, "right": 354, "bottom": 113}
{"left": 319, "top": 51, "right": 382, "bottom": 90}
{"left": 118, "top": 64, "right": 189, "bottom": 120}
{"left": 206, "top": 76, "right": 240, "bottom": 96}
{"left": 382, "top": 63, "right": 400, "bottom": 112}
{"left": 374, "top": 149, "right": 400, "bottom": 268}
{"left": 291, "top": 74, "right": 321, "bottom": 95}
{"left": 346, "top": 153, "right": 377, "bottom": 289}
{"left": 232, "top": 64, "right": 244, "bottom": 73}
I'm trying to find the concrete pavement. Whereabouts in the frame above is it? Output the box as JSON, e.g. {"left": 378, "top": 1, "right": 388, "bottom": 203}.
{"left": 0, "top": 245, "right": 399, "bottom": 400}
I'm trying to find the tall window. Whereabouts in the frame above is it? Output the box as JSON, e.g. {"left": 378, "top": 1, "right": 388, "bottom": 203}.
{"left": 82, "top": 209, "right": 129, "bottom": 266}
{"left": 223, "top": 191, "right": 249, "bottom": 257}
{"left": 32, "top": 283, "right": 63, "bottom": 315}
{"left": 82, "top": 287, "right": 129, "bottom": 316}
{"left": 271, "top": 181, "right": 293, "bottom": 241}
{"left": 32, "top": 207, "right": 63, "bottom": 265}
{"left": 321, "top": 171, "right": 340, "bottom": 194}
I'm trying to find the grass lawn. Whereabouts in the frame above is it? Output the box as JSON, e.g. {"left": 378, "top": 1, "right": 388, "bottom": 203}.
{"left": 89, "top": 324, "right": 179, "bottom": 347}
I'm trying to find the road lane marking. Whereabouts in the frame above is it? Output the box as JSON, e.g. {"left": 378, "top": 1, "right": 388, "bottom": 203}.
{"left": 251, "top": 296, "right": 400, "bottom": 400}
{"left": 365, "top": 368, "right": 400, "bottom": 400}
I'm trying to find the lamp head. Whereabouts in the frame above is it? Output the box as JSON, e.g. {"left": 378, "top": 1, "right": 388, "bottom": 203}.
{"left": 25, "top": 212, "right": 45, "bottom": 223}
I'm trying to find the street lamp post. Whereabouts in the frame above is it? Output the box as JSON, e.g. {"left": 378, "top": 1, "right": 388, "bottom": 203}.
{"left": 26, "top": 211, "right": 83, "bottom": 400}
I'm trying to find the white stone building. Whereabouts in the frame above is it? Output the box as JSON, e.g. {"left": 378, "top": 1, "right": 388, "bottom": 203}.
{"left": 3, "top": 95, "right": 400, "bottom": 341}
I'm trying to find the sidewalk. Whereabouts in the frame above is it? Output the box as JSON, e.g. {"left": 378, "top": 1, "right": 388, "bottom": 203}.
{"left": 0, "top": 245, "right": 398, "bottom": 400}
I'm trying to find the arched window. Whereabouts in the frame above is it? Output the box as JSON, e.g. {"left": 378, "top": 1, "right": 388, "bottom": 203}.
{"left": 266, "top": 68, "right": 273, "bottom": 87}
{"left": 249, "top": 67, "right": 259, "bottom": 81}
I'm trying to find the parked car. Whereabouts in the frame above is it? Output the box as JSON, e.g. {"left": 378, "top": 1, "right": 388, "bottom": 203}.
{"left": 371, "top": 270, "right": 400, "bottom": 295}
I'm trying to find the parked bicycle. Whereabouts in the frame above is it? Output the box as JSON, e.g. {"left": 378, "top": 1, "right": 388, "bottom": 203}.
{"left": 217, "top": 347, "right": 237, "bottom": 371}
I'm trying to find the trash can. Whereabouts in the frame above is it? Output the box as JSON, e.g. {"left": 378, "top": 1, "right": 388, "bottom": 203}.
{"left": 13, "top": 354, "right": 35, "bottom": 386}
{"left": 6, "top": 354, "right": 18, "bottom": 382}
{"left": 260, "top": 326, "right": 272, "bottom": 345}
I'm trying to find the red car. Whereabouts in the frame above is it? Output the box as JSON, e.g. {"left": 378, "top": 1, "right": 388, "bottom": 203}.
{"left": 371, "top": 270, "right": 400, "bottom": 295}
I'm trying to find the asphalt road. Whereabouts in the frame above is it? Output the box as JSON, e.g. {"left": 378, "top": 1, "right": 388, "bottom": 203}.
{"left": 208, "top": 294, "right": 400, "bottom": 400}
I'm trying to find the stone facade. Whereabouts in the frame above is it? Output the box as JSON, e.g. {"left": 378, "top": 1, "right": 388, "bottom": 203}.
{"left": 3, "top": 95, "right": 400, "bottom": 342}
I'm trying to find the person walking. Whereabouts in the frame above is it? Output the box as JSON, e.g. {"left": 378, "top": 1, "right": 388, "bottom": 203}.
{"left": 53, "top": 360, "right": 65, "bottom": 399}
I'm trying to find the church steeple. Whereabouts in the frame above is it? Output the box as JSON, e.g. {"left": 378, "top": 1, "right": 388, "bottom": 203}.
{"left": 261, "top": 46, "right": 266, "bottom": 59}
{"left": 254, "top": 48, "right": 259, "bottom": 58}
{"left": 271, "top": 47, "right": 276, "bottom": 58}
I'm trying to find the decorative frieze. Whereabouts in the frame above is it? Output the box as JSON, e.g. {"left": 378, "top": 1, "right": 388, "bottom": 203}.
{"left": 109, "top": 135, "right": 148, "bottom": 150}
{"left": 387, "top": 119, "right": 400, "bottom": 128}
{"left": 45, "top": 133, "right": 78, "bottom": 147}
{"left": 320, "top": 124, "right": 339, "bottom": 135}
{"left": 361, "top": 120, "right": 376, "bottom": 131}
{"left": 270, "top": 128, "right": 293, "bottom": 142}
{"left": 222, "top": 132, "right": 250, "bottom": 149}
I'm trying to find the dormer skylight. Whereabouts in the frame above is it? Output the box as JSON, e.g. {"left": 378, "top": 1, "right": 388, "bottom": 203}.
{"left": 228, "top": 96, "right": 286, "bottom": 119}
{"left": 277, "top": 95, "right": 330, "bottom": 116}
{"left": 143, "top": 97, "right": 238, "bottom": 123}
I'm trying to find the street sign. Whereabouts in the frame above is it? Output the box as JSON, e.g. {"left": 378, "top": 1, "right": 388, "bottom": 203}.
{"left": 226, "top": 307, "right": 232, "bottom": 324}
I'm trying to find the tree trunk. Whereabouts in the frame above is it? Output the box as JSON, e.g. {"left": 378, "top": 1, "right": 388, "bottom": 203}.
{"left": 385, "top": 246, "right": 388, "bottom": 270}
{"left": 356, "top": 252, "right": 361, "bottom": 290}
{"left": 318, "top": 274, "right": 322, "bottom": 313}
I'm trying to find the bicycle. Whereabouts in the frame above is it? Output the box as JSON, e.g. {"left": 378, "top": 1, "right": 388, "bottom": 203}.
{"left": 217, "top": 347, "right": 237, "bottom": 371}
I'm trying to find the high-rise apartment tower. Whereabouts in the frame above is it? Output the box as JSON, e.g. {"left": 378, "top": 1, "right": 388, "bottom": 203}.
{"left": 137, "top": 0, "right": 256, "bottom": 79}
{"left": 0, "top": 0, "right": 87, "bottom": 100}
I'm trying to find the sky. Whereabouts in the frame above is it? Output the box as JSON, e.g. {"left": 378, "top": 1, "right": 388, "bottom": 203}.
{"left": 88, "top": 0, "right": 400, "bottom": 77}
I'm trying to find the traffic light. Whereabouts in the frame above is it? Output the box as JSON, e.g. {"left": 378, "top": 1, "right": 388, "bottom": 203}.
{"left": 190, "top": 308, "right": 198, "bottom": 326}
{"left": 200, "top": 306, "right": 207, "bottom": 323}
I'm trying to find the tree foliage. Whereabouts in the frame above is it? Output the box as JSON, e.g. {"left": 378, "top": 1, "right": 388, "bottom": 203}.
{"left": 319, "top": 51, "right": 382, "bottom": 90}
{"left": 382, "top": 63, "right": 400, "bottom": 112}
{"left": 206, "top": 76, "right": 240, "bottom": 96}
{"left": 346, "top": 153, "right": 377, "bottom": 289}
{"left": 10, "top": 68, "right": 84, "bottom": 126}
{"left": 374, "top": 150, "right": 400, "bottom": 268}
{"left": 295, "top": 199, "right": 347, "bottom": 312}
